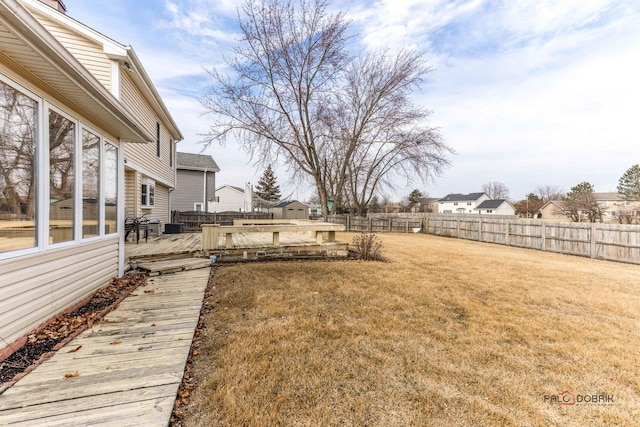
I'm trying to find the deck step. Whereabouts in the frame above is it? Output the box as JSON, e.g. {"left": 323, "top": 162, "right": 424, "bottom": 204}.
{"left": 135, "top": 258, "right": 212, "bottom": 276}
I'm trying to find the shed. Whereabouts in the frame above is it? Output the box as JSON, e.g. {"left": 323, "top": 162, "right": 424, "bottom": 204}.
{"left": 272, "top": 201, "right": 310, "bottom": 220}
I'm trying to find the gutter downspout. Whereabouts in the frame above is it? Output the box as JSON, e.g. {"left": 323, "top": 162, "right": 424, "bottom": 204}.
{"left": 203, "top": 168, "right": 208, "bottom": 213}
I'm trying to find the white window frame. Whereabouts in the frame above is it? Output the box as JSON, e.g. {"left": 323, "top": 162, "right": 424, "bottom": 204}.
{"left": 45, "top": 103, "right": 79, "bottom": 250}
{"left": 194, "top": 202, "right": 203, "bottom": 212}
{"left": 0, "top": 75, "right": 42, "bottom": 260}
{"left": 141, "top": 179, "right": 155, "bottom": 209}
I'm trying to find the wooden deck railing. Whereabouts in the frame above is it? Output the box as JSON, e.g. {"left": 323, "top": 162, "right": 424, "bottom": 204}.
{"left": 202, "top": 220, "right": 345, "bottom": 250}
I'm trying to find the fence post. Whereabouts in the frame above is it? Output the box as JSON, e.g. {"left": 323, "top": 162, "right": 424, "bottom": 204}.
{"left": 369, "top": 216, "right": 373, "bottom": 232}
{"left": 590, "top": 223, "right": 597, "bottom": 258}
{"left": 347, "top": 215, "right": 351, "bottom": 232}
{"left": 456, "top": 218, "right": 460, "bottom": 238}
{"left": 541, "top": 223, "right": 546, "bottom": 251}
{"left": 388, "top": 218, "right": 392, "bottom": 232}
{"left": 405, "top": 219, "right": 409, "bottom": 233}
{"left": 478, "top": 217, "right": 482, "bottom": 241}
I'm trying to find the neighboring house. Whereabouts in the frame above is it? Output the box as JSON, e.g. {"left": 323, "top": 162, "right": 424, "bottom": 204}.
{"left": 172, "top": 152, "right": 220, "bottom": 212}
{"left": 418, "top": 197, "right": 440, "bottom": 213}
{"left": 474, "top": 199, "right": 516, "bottom": 215}
{"left": 538, "top": 194, "right": 640, "bottom": 223}
{"left": 209, "top": 184, "right": 253, "bottom": 212}
{"left": 536, "top": 200, "right": 569, "bottom": 221}
{"left": 0, "top": 0, "right": 180, "bottom": 355}
{"left": 593, "top": 192, "right": 640, "bottom": 223}
{"left": 438, "top": 193, "right": 490, "bottom": 214}
{"left": 273, "top": 201, "right": 310, "bottom": 220}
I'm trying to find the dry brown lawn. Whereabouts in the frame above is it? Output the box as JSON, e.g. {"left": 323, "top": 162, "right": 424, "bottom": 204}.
{"left": 183, "top": 232, "right": 640, "bottom": 426}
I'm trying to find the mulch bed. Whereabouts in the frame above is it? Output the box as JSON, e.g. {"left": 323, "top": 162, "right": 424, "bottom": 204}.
{"left": 0, "top": 273, "right": 147, "bottom": 390}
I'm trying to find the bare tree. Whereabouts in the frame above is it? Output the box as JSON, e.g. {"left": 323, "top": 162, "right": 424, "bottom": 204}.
{"left": 482, "top": 181, "right": 510, "bottom": 199}
{"left": 535, "top": 185, "right": 563, "bottom": 202}
{"left": 201, "top": 0, "right": 451, "bottom": 215}
{"left": 325, "top": 50, "right": 450, "bottom": 216}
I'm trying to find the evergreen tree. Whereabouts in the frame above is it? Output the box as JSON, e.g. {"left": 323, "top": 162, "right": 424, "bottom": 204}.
{"left": 255, "top": 165, "right": 281, "bottom": 202}
{"left": 617, "top": 164, "right": 640, "bottom": 200}
{"left": 408, "top": 189, "right": 423, "bottom": 207}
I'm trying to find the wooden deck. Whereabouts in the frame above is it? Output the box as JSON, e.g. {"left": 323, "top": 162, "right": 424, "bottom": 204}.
{"left": 126, "top": 231, "right": 348, "bottom": 265}
{"left": 0, "top": 268, "right": 210, "bottom": 426}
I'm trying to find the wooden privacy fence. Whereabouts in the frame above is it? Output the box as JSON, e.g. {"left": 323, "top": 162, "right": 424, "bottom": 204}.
{"left": 326, "top": 214, "right": 640, "bottom": 265}
{"left": 171, "top": 211, "right": 273, "bottom": 231}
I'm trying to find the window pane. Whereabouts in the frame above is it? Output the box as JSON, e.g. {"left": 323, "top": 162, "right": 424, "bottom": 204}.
{"left": 141, "top": 183, "right": 147, "bottom": 206}
{"left": 149, "top": 185, "right": 155, "bottom": 206}
{"left": 49, "top": 110, "right": 75, "bottom": 244}
{"left": 0, "top": 80, "right": 37, "bottom": 253}
{"left": 82, "top": 129, "right": 100, "bottom": 238}
{"left": 104, "top": 143, "right": 117, "bottom": 234}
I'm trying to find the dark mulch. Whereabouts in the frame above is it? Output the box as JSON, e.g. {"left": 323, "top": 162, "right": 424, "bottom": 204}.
{"left": 0, "top": 273, "right": 146, "bottom": 386}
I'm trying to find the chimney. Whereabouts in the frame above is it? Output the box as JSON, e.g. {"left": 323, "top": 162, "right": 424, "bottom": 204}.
{"left": 39, "top": 0, "right": 67, "bottom": 14}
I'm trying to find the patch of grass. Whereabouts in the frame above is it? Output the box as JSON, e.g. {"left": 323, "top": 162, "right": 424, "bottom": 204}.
{"left": 183, "top": 233, "right": 640, "bottom": 426}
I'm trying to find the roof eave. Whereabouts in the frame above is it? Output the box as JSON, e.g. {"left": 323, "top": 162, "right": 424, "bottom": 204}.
{"left": 1, "top": 0, "right": 153, "bottom": 142}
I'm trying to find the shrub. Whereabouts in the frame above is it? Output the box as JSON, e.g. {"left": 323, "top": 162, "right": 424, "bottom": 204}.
{"left": 352, "top": 232, "right": 384, "bottom": 261}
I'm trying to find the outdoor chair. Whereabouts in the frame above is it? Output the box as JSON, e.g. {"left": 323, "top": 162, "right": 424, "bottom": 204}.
{"left": 124, "top": 215, "right": 149, "bottom": 244}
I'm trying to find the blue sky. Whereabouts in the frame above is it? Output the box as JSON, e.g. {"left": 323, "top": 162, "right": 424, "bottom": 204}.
{"left": 62, "top": 0, "right": 640, "bottom": 202}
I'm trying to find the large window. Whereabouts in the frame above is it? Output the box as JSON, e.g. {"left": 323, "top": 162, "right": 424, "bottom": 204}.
{"left": 0, "top": 79, "right": 38, "bottom": 253}
{"left": 1, "top": 74, "right": 121, "bottom": 259}
{"left": 82, "top": 129, "right": 100, "bottom": 238}
{"left": 104, "top": 143, "right": 118, "bottom": 234}
{"left": 49, "top": 109, "right": 75, "bottom": 244}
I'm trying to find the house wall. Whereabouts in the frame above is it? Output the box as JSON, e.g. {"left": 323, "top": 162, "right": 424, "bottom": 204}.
{"left": 0, "top": 238, "right": 119, "bottom": 347}
{"left": 274, "top": 202, "right": 309, "bottom": 219}
{"left": 29, "top": 9, "right": 112, "bottom": 91}
{"left": 124, "top": 169, "right": 139, "bottom": 218}
{"left": 478, "top": 203, "right": 516, "bottom": 215}
{"left": 120, "top": 73, "right": 175, "bottom": 223}
{"left": 539, "top": 203, "right": 569, "bottom": 221}
{"left": 209, "top": 187, "right": 246, "bottom": 212}
{"left": 172, "top": 169, "right": 216, "bottom": 212}
{"left": 0, "top": 62, "right": 123, "bottom": 352}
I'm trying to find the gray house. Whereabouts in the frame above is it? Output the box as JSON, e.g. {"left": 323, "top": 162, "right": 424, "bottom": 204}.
{"left": 172, "top": 152, "right": 220, "bottom": 212}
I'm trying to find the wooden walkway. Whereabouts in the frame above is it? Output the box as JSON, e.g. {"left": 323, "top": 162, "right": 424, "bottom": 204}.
{"left": 0, "top": 268, "right": 210, "bottom": 426}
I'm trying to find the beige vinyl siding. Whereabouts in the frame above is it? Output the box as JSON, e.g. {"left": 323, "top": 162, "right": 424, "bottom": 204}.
{"left": 121, "top": 73, "right": 174, "bottom": 184}
{"left": 143, "top": 183, "right": 170, "bottom": 224}
{"left": 125, "top": 169, "right": 140, "bottom": 218}
{"left": 31, "top": 11, "right": 112, "bottom": 91}
{"left": 0, "top": 238, "right": 119, "bottom": 346}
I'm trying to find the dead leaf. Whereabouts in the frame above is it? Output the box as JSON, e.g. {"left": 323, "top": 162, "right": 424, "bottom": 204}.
{"left": 68, "top": 345, "right": 82, "bottom": 353}
{"left": 150, "top": 323, "right": 156, "bottom": 327}
{"left": 64, "top": 371, "right": 80, "bottom": 379}
{"left": 144, "top": 289, "right": 154, "bottom": 294}
{"left": 192, "top": 349, "right": 199, "bottom": 356}
{"left": 111, "top": 340, "right": 122, "bottom": 345}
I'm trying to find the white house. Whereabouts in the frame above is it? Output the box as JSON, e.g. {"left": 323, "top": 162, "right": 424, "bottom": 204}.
{"left": 209, "top": 184, "right": 253, "bottom": 212}
{"left": 474, "top": 199, "right": 517, "bottom": 215}
{"left": 438, "top": 193, "right": 490, "bottom": 214}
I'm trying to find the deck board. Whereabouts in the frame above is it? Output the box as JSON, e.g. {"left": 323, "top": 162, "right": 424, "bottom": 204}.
{"left": 0, "top": 269, "right": 210, "bottom": 426}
